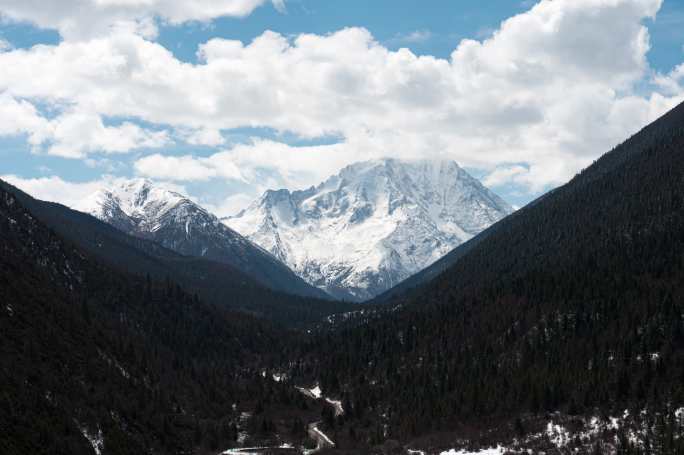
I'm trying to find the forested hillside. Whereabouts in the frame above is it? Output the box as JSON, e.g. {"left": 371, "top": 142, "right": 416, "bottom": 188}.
{"left": 291, "top": 102, "right": 684, "bottom": 453}
{"left": 0, "top": 185, "right": 319, "bottom": 454}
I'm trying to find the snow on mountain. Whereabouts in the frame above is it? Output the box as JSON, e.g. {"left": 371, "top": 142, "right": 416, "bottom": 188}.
{"left": 224, "top": 159, "right": 513, "bottom": 301}
{"left": 78, "top": 179, "right": 188, "bottom": 234}
{"left": 76, "top": 178, "right": 327, "bottom": 299}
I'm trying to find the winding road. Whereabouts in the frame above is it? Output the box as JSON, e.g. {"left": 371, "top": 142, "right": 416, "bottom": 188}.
{"left": 305, "top": 421, "right": 335, "bottom": 453}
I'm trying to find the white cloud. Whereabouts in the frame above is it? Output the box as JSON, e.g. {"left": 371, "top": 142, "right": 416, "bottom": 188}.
{"left": 0, "top": 0, "right": 683, "bottom": 195}
{"left": 1, "top": 175, "right": 106, "bottom": 208}
{"left": 180, "top": 127, "right": 225, "bottom": 147}
{"left": 134, "top": 139, "right": 354, "bottom": 190}
{"left": 0, "top": 38, "right": 11, "bottom": 51}
{"left": 0, "top": 0, "right": 284, "bottom": 40}
{"left": 0, "top": 93, "right": 52, "bottom": 146}
{"left": 1, "top": 174, "right": 193, "bottom": 211}
{"left": 0, "top": 95, "right": 170, "bottom": 157}
{"left": 483, "top": 165, "right": 529, "bottom": 188}
{"left": 654, "top": 63, "right": 684, "bottom": 95}
{"left": 46, "top": 112, "right": 171, "bottom": 158}
{"left": 2, "top": 172, "right": 250, "bottom": 219}
{"left": 134, "top": 153, "right": 244, "bottom": 181}
{"left": 204, "top": 193, "right": 256, "bottom": 217}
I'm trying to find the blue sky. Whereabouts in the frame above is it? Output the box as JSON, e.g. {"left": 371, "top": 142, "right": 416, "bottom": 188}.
{"left": 186, "top": 0, "right": 684, "bottom": 72}
{"left": 0, "top": 0, "right": 683, "bottom": 213}
{"left": 154, "top": 1, "right": 529, "bottom": 62}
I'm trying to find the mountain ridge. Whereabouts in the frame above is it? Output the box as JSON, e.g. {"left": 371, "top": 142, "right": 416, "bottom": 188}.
{"left": 76, "top": 178, "right": 328, "bottom": 300}
{"left": 0, "top": 179, "right": 352, "bottom": 326}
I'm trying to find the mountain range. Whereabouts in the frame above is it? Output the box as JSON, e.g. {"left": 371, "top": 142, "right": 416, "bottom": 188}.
{"left": 2, "top": 101, "right": 684, "bottom": 454}
{"left": 75, "top": 179, "right": 327, "bottom": 300}
{"left": 225, "top": 159, "right": 512, "bottom": 301}
{"left": 70, "top": 159, "right": 511, "bottom": 303}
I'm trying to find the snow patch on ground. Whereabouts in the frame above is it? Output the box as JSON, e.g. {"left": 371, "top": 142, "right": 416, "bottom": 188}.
{"left": 309, "top": 385, "right": 322, "bottom": 398}
{"left": 221, "top": 447, "right": 283, "bottom": 454}
{"left": 546, "top": 421, "right": 571, "bottom": 448}
{"left": 297, "top": 384, "right": 322, "bottom": 399}
{"left": 440, "top": 446, "right": 506, "bottom": 455}
{"left": 79, "top": 425, "right": 104, "bottom": 455}
{"left": 610, "top": 413, "right": 625, "bottom": 429}
{"left": 325, "top": 397, "right": 344, "bottom": 416}
{"left": 221, "top": 443, "right": 295, "bottom": 454}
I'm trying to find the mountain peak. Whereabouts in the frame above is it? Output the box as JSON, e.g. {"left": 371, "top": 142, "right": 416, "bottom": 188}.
{"left": 75, "top": 178, "right": 328, "bottom": 299}
{"left": 335, "top": 157, "right": 462, "bottom": 180}
{"left": 225, "top": 158, "right": 512, "bottom": 301}
{"left": 77, "top": 178, "right": 191, "bottom": 224}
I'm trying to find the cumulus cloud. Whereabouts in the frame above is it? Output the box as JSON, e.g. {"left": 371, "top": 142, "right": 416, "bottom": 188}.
{"left": 0, "top": 94, "right": 52, "bottom": 146}
{"left": 654, "top": 63, "right": 684, "bottom": 95}
{"left": 179, "top": 128, "right": 226, "bottom": 147}
{"left": 0, "top": 0, "right": 285, "bottom": 40}
{"left": 483, "top": 165, "right": 530, "bottom": 188}
{"left": 133, "top": 138, "right": 365, "bottom": 193}
{"left": 0, "top": 95, "right": 170, "bottom": 157}
{"left": 0, "top": 0, "right": 683, "bottom": 197}
{"left": 134, "top": 140, "right": 352, "bottom": 189}
{"left": 46, "top": 112, "right": 171, "bottom": 158}
{"left": 134, "top": 153, "right": 244, "bottom": 182}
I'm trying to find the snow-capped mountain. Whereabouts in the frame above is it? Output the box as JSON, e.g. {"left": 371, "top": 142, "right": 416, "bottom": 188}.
{"left": 224, "top": 159, "right": 513, "bottom": 301}
{"left": 76, "top": 179, "right": 327, "bottom": 299}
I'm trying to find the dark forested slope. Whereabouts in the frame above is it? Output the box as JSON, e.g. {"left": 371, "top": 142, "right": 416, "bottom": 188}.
{"left": 375, "top": 100, "right": 684, "bottom": 305}
{"left": 294, "top": 102, "right": 684, "bottom": 451}
{"left": 0, "top": 184, "right": 313, "bottom": 455}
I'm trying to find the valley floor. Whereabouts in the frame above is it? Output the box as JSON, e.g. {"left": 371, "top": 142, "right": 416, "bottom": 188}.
{"left": 217, "top": 368, "right": 684, "bottom": 455}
